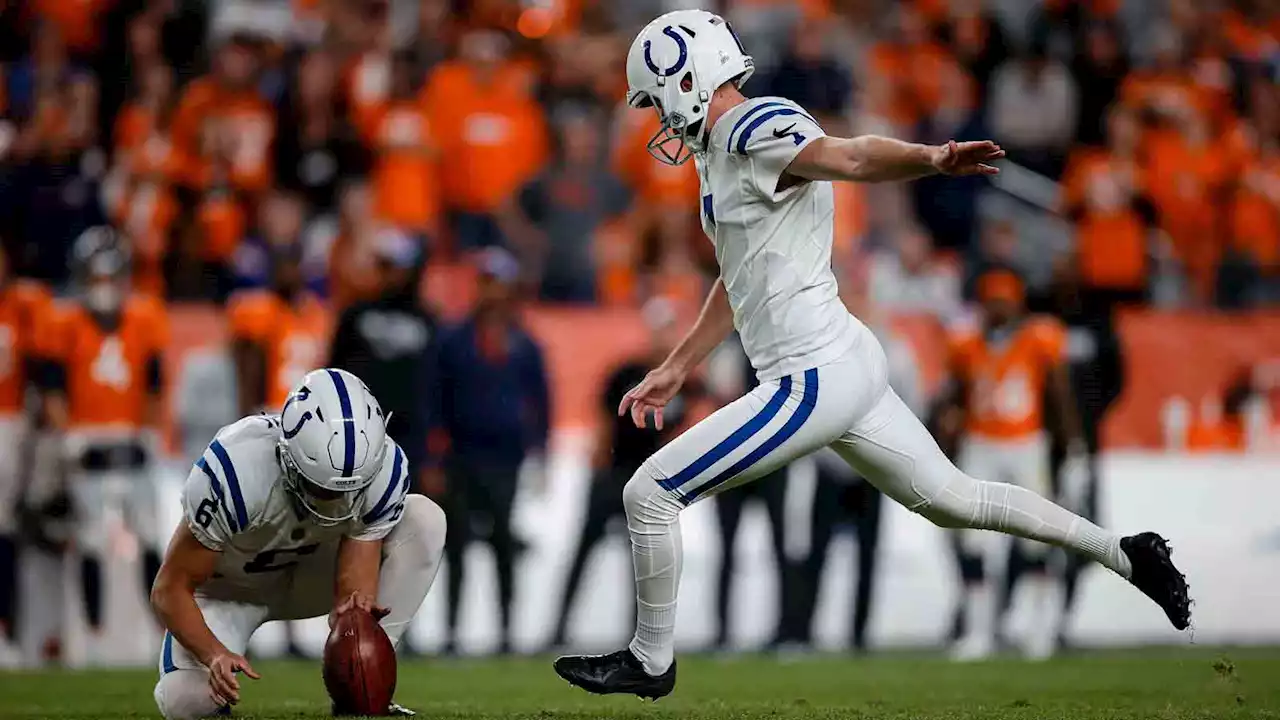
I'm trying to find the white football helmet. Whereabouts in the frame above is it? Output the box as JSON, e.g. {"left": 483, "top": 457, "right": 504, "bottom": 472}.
{"left": 278, "top": 368, "right": 388, "bottom": 526}
{"left": 626, "top": 9, "right": 755, "bottom": 165}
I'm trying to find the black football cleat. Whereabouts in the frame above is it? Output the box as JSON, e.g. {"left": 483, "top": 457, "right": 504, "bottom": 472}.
{"left": 1121, "top": 532, "right": 1192, "bottom": 630}
{"left": 554, "top": 649, "right": 676, "bottom": 700}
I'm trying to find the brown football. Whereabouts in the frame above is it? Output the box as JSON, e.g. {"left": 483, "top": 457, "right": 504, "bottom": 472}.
{"left": 323, "top": 609, "right": 397, "bottom": 716}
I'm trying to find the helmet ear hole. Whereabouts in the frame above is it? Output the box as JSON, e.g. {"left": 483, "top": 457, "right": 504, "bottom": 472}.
{"left": 680, "top": 71, "right": 693, "bottom": 92}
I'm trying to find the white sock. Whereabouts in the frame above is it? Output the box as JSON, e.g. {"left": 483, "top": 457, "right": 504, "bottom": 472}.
{"left": 964, "top": 481, "right": 1132, "bottom": 579}
{"left": 623, "top": 472, "right": 683, "bottom": 676}
{"left": 1023, "top": 571, "right": 1063, "bottom": 658}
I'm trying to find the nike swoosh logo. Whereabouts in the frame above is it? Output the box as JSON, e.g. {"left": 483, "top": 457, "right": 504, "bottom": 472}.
{"left": 772, "top": 124, "right": 796, "bottom": 138}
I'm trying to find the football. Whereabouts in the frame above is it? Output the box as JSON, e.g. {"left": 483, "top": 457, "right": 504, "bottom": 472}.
{"left": 323, "top": 609, "right": 397, "bottom": 716}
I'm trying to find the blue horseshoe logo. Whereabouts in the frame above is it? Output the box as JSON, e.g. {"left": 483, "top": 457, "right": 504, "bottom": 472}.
{"left": 643, "top": 26, "right": 688, "bottom": 77}
{"left": 281, "top": 387, "right": 313, "bottom": 439}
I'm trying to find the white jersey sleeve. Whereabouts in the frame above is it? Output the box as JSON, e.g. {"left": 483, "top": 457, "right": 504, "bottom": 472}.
{"left": 726, "top": 97, "right": 825, "bottom": 200}
{"left": 181, "top": 416, "right": 280, "bottom": 551}
{"left": 347, "top": 439, "right": 412, "bottom": 542}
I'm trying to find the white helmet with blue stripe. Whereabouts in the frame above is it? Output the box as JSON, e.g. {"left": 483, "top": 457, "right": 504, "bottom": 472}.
{"left": 626, "top": 9, "right": 754, "bottom": 166}
{"left": 278, "top": 368, "right": 388, "bottom": 525}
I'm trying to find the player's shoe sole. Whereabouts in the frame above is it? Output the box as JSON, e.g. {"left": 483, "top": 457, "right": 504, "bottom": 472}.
{"left": 553, "top": 649, "right": 676, "bottom": 700}
{"left": 1121, "top": 532, "right": 1192, "bottom": 630}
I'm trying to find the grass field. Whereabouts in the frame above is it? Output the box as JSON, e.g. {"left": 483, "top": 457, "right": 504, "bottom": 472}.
{"left": 1, "top": 648, "right": 1278, "bottom": 719}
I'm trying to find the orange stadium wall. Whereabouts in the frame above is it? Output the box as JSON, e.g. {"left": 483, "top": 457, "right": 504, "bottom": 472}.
{"left": 162, "top": 303, "right": 1280, "bottom": 452}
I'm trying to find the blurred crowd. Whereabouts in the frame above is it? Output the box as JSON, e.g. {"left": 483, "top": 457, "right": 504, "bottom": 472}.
{"left": 0, "top": 0, "right": 1276, "bottom": 315}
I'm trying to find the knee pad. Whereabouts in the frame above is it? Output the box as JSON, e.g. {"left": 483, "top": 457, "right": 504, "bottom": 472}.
{"left": 622, "top": 463, "right": 681, "bottom": 526}
{"left": 390, "top": 495, "right": 448, "bottom": 564}
{"left": 154, "top": 669, "right": 222, "bottom": 720}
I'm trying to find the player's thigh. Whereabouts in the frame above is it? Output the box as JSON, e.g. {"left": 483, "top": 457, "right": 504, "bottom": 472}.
{"left": 645, "top": 364, "right": 862, "bottom": 506}
{"left": 158, "top": 598, "right": 269, "bottom": 675}
{"left": 269, "top": 542, "right": 343, "bottom": 621}
{"left": 123, "top": 470, "right": 164, "bottom": 548}
{"left": 830, "top": 388, "right": 969, "bottom": 514}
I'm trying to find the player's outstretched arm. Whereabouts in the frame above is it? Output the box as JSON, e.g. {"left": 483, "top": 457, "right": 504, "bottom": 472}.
{"left": 620, "top": 278, "right": 733, "bottom": 430}
{"left": 150, "top": 523, "right": 260, "bottom": 705}
{"left": 786, "top": 136, "right": 1005, "bottom": 184}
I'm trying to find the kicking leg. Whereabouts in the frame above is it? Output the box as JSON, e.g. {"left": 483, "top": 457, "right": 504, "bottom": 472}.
{"left": 831, "top": 389, "right": 1190, "bottom": 631}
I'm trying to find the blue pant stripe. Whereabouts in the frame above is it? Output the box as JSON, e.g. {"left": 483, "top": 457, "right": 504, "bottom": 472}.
{"left": 681, "top": 368, "right": 819, "bottom": 505}
{"left": 210, "top": 441, "right": 249, "bottom": 530}
{"left": 161, "top": 632, "right": 176, "bottom": 674}
{"left": 658, "top": 377, "right": 792, "bottom": 492}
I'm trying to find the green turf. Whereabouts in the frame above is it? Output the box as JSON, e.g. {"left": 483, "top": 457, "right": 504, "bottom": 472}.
{"left": 1, "top": 648, "right": 1278, "bottom": 719}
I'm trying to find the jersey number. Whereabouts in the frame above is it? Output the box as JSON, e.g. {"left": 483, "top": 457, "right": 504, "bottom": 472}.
{"left": 91, "top": 336, "right": 132, "bottom": 391}
{"left": 194, "top": 498, "right": 219, "bottom": 529}
{"left": 243, "top": 544, "right": 321, "bottom": 574}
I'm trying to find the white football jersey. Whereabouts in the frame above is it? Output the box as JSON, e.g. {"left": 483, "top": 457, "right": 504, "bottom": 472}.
{"left": 697, "top": 96, "right": 864, "bottom": 382}
{"left": 181, "top": 414, "right": 411, "bottom": 603}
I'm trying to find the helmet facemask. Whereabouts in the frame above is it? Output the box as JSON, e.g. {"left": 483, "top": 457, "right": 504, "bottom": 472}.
{"left": 633, "top": 69, "right": 709, "bottom": 166}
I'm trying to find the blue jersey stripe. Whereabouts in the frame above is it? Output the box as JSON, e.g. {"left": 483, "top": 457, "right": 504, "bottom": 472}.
{"left": 210, "top": 440, "right": 249, "bottom": 530}
{"left": 702, "top": 194, "right": 715, "bottom": 226}
{"left": 362, "top": 446, "right": 404, "bottom": 524}
{"left": 327, "top": 369, "right": 356, "bottom": 477}
{"left": 734, "top": 108, "right": 815, "bottom": 155}
{"left": 726, "top": 101, "right": 789, "bottom": 153}
{"left": 196, "top": 456, "right": 238, "bottom": 533}
{"left": 681, "top": 368, "right": 819, "bottom": 505}
{"left": 658, "top": 376, "right": 792, "bottom": 492}
{"left": 161, "top": 632, "right": 177, "bottom": 674}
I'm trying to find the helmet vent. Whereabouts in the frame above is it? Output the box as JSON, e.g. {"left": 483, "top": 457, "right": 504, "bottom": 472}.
{"left": 678, "top": 24, "right": 696, "bottom": 38}
{"left": 315, "top": 407, "right": 325, "bottom": 423}
{"left": 680, "top": 72, "right": 693, "bottom": 92}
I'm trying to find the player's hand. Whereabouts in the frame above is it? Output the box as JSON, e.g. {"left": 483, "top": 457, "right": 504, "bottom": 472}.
{"left": 619, "top": 363, "right": 687, "bottom": 430}
{"left": 207, "top": 650, "right": 260, "bottom": 707}
{"left": 330, "top": 591, "right": 391, "bottom": 627}
{"left": 932, "top": 140, "right": 1004, "bottom": 176}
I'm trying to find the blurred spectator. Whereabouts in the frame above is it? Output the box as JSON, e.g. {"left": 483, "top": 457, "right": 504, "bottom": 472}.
{"left": 1220, "top": 74, "right": 1280, "bottom": 309}
{"left": 966, "top": 218, "right": 1023, "bottom": 298}
{"left": 1070, "top": 19, "right": 1130, "bottom": 147}
{"left": 759, "top": 18, "right": 853, "bottom": 118}
{"left": 425, "top": 248, "right": 550, "bottom": 655}
{"left": 232, "top": 190, "right": 325, "bottom": 296}
{"left": 0, "top": 56, "right": 104, "bottom": 285}
{"left": 425, "top": 29, "right": 548, "bottom": 251}
{"left": 1060, "top": 106, "right": 1155, "bottom": 307}
{"left": 989, "top": 43, "right": 1079, "bottom": 179}
{"left": 365, "top": 51, "right": 441, "bottom": 245}
{"left": 867, "top": 225, "right": 962, "bottom": 321}
{"left": 169, "top": 34, "right": 274, "bottom": 196}
{"left": 327, "top": 180, "right": 388, "bottom": 312}
{"left": 503, "top": 107, "right": 629, "bottom": 304}
{"left": 328, "top": 227, "right": 437, "bottom": 478}
{"left": 939, "top": 0, "right": 1011, "bottom": 99}
{"left": 228, "top": 221, "right": 328, "bottom": 416}
{"left": 275, "top": 50, "right": 371, "bottom": 217}
{"left": 548, "top": 299, "right": 693, "bottom": 649}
